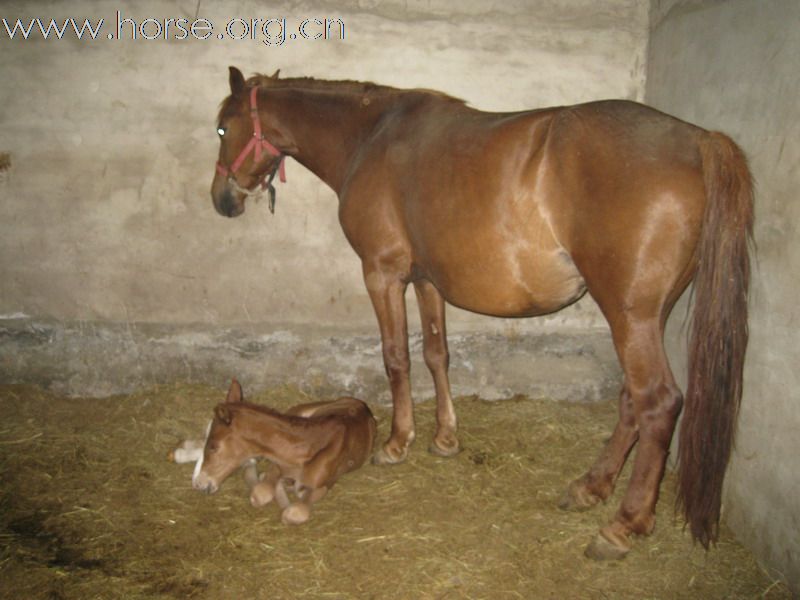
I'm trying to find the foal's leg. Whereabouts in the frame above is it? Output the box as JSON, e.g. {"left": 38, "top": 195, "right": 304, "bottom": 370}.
{"left": 413, "top": 279, "right": 459, "bottom": 457}
{"left": 249, "top": 462, "right": 282, "bottom": 507}
{"left": 279, "top": 484, "right": 329, "bottom": 525}
{"left": 169, "top": 439, "right": 204, "bottom": 464}
{"left": 585, "top": 318, "right": 682, "bottom": 560}
{"left": 364, "top": 265, "right": 415, "bottom": 465}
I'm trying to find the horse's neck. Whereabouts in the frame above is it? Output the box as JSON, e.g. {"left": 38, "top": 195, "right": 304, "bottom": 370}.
{"left": 233, "top": 405, "right": 333, "bottom": 465}
{"left": 267, "top": 87, "right": 405, "bottom": 193}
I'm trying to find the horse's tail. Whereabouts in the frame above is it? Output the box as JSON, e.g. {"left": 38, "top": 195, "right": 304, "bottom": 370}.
{"left": 677, "top": 131, "right": 754, "bottom": 548}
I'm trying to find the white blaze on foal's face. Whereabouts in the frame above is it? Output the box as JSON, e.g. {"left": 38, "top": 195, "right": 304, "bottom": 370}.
{"left": 191, "top": 420, "right": 214, "bottom": 492}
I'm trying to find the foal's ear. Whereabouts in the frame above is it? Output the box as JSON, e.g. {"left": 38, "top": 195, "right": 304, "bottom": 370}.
{"left": 270, "top": 69, "right": 281, "bottom": 79}
{"left": 214, "top": 404, "right": 233, "bottom": 426}
{"left": 229, "top": 66, "right": 246, "bottom": 96}
{"left": 225, "top": 378, "right": 244, "bottom": 403}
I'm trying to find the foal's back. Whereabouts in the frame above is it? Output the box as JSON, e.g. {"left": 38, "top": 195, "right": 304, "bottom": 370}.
{"left": 289, "top": 397, "right": 377, "bottom": 479}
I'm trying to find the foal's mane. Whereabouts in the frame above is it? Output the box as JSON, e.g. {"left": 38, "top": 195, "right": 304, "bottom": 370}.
{"left": 217, "top": 72, "right": 465, "bottom": 124}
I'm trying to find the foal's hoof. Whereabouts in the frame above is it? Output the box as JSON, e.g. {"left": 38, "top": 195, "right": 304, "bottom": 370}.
{"left": 558, "top": 479, "right": 602, "bottom": 512}
{"left": 281, "top": 504, "right": 310, "bottom": 525}
{"left": 250, "top": 482, "right": 275, "bottom": 507}
{"left": 584, "top": 532, "right": 631, "bottom": 561}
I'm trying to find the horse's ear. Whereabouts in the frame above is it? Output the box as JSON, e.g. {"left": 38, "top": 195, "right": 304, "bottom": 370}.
{"left": 270, "top": 69, "right": 281, "bottom": 79}
{"left": 229, "top": 66, "right": 246, "bottom": 96}
{"left": 225, "top": 378, "right": 243, "bottom": 403}
{"left": 214, "top": 404, "right": 233, "bottom": 426}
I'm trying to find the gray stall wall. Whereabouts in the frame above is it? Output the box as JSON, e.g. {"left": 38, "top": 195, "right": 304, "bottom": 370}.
{"left": 0, "top": 0, "right": 644, "bottom": 398}
{"left": 0, "top": 0, "right": 646, "bottom": 331}
{"left": 648, "top": 0, "right": 800, "bottom": 592}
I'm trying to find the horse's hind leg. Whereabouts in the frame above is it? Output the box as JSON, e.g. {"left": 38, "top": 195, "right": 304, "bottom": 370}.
{"left": 585, "top": 317, "right": 683, "bottom": 559}
{"left": 559, "top": 388, "right": 638, "bottom": 510}
{"left": 414, "top": 279, "right": 459, "bottom": 457}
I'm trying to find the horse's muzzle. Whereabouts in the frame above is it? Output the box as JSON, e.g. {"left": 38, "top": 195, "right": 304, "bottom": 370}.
{"left": 192, "top": 473, "right": 219, "bottom": 494}
{"left": 213, "top": 186, "right": 245, "bottom": 218}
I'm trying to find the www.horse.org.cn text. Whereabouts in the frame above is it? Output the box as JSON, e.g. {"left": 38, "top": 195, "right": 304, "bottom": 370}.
{"left": 1, "top": 13, "right": 346, "bottom": 46}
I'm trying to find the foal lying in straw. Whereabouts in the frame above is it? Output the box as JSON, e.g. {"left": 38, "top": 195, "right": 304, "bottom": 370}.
{"left": 170, "top": 380, "right": 376, "bottom": 524}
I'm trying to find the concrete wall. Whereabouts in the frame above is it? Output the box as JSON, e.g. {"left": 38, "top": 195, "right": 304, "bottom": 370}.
{"left": 0, "top": 0, "right": 646, "bottom": 333}
{"left": 648, "top": 0, "right": 800, "bottom": 592}
{"left": 0, "top": 0, "right": 645, "bottom": 396}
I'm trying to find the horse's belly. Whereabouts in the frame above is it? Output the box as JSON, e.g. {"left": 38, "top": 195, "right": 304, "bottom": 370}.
{"left": 425, "top": 244, "right": 586, "bottom": 318}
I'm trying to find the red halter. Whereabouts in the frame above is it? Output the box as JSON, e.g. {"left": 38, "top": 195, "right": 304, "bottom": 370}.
{"left": 216, "top": 86, "right": 286, "bottom": 186}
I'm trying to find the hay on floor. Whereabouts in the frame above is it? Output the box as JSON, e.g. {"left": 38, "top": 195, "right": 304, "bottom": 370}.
{"left": 0, "top": 384, "right": 791, "bottom": 599}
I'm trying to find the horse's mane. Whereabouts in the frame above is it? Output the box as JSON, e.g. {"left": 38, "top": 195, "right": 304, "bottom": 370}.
{"left": 248, "top": 73, "right": 389, "bottom": 95}
{"left": 217, "top": 72, "right": 465, "bottom": 123}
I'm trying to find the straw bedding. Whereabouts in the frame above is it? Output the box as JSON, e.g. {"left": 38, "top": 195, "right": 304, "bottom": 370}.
{"left": 0, "top": 384, "right": 790, "bottom": 599}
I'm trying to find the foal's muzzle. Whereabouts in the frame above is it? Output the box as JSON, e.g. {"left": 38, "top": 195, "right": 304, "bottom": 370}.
{"left": 192, "top": 476, "right": 219, "bottom": 495}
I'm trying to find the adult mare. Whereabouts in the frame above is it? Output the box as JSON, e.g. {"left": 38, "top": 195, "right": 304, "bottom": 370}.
{"left": 209, "top": 67, "right": 754, "bottom": 559}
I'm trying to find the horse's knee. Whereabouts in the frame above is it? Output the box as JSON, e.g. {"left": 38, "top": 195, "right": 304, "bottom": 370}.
{"left": 382, "top": 344, "right": 410, "bottom": 382}
{"left": 423, "top": 344, "right": 449, "bottom": 374}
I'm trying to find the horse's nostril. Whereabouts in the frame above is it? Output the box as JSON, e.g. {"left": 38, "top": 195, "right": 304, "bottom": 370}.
{"left": 218, "top": 190, "right": 243, "bottom": 218}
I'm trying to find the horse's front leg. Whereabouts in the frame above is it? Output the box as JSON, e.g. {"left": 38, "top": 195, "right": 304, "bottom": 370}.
{"left": 413, "top": 279, "right": 459, "bottom": 457}
{"left": 249, "top": 462, "right": 282, "bottom": 507}
{"left": 363, "top": 265, "right": 415, "bottom": 465}
{"left": 278, "top": 482, "right": 328, "bottom": 525}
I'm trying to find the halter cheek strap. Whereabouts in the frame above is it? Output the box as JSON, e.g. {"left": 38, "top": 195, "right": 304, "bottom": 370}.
{"left": 216, "top": 86, "right": 287, "bottom": 185}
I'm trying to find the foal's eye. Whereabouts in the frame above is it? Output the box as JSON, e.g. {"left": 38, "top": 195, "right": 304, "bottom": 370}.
{"left": 207, "top": 444, "right": 218, "bottom": 454}
{"left": 217, "top": 127, "right": 226, "bottom": 137}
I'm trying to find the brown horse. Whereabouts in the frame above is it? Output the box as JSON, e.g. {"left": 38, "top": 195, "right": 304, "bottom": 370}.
{"left": 209, "top": 67, "right": 753, "bottom": 558}
{"left": 181, "top": 379, "right": 376, "bottom": 524}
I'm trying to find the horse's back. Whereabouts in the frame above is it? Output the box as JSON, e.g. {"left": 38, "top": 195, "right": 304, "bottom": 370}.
{"left": 340, "top": 95, "right": 709, "bottom": 318}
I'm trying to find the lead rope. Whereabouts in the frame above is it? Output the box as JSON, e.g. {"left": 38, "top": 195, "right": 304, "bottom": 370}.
{"left": 225, "top": 157, "right": 282, "bottom": 214}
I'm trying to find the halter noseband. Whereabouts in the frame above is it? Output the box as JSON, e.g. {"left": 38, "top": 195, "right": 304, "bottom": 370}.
{"left": 216, "top": 86, "right": 287, "bottom": 212}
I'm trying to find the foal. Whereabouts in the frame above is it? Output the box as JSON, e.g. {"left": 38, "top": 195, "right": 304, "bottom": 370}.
{"left": 171, "top": 380, "right": 376, "bottom": 524}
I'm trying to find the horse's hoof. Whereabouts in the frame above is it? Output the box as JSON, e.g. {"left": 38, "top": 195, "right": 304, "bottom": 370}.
{"left": 282, "top": 504, "right": 310, "bottom": 525}
{"left": 372, "top": 445, "right": 408, "bottom": 465}
{"left": 428, "top": 438, "right": 461, "bottom": 457}
{"left": 558, "top": 480, "right": 602, "bottom": 512}
{"left": 250, "top": 482, "right": 275, "bottom": 507}
{"left": 584, "top": 532, "right": 631, "bottom": 561}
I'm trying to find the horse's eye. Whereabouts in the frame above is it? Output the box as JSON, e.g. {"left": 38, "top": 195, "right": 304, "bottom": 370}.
{"left": 217, "top": 127, "right": 226, "bottom": 137}
{"left": 207, "top": 444, "right": 218, "bottom": 454}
